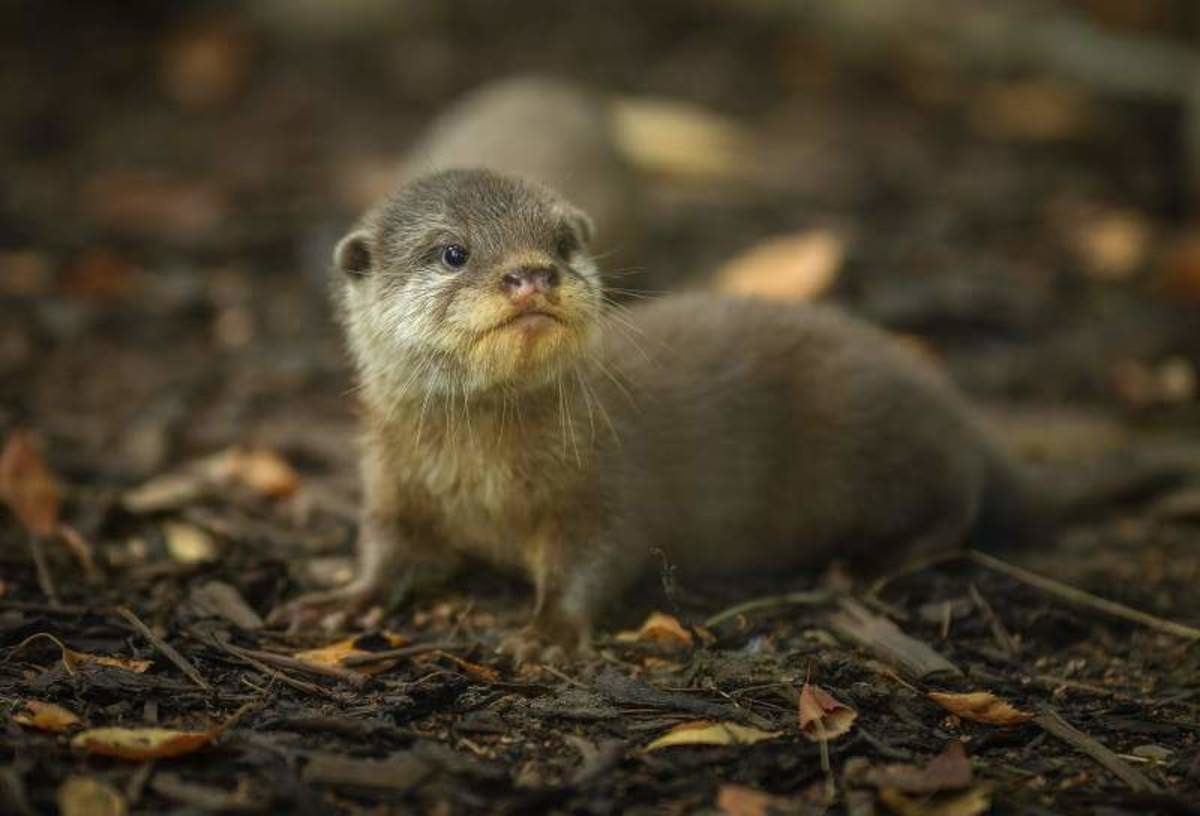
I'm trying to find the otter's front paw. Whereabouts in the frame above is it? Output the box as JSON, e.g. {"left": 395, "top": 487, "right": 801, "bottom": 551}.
{"left": 498, "top": 625, "right": 592, "bottom": 666}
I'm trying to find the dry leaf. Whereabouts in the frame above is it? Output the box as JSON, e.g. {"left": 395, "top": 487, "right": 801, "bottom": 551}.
{"left": 798, "top": 682, "right": 857, "bottom": 741}
{"left": 71, "top": 726, "right": 218, "bottom": 760}
{"left": 615, "top": 611, "right": 694, "bottom": 650}
{"left": 12, "top": 699, "right": 82, "bottom": 733}
{"left": 864, "top": 741, "right": 973, "bottom": 794}
{"left": 1068, "top": 209, "right": 1152, "bottom": 281}
{"left": 927, "top": 691, "right": 1032, "bottom": 726}
{"left": 715, "top": 784, "right": 775, "bottom": 816}
{"left": 295, "top": 632, "right": 410, "bottom": 676}
{"left": 58, "top": 776, "right": 127, "bottom": 816}
{"left": 12, "top": 632, "right": 152, "bottom": 674}
{"left": 0, "top": 430, "right": 61, "bottom": 537}
{"left": 879, "top": 784, "right": 992, "bottom": 816}
{"left": 644, "top": 720, "right": 781, "bottom": 752}
{"left": 714, "top": 231, "right": 844, "bottom": 303}
{"left": 164, "top": 521, "right": 218, "bottom": 564}
{"left": 208, "top": 447, "right": 299, "bottom": 498}
{"left": 612, "top": 96, "right": 752, "bottom": 181}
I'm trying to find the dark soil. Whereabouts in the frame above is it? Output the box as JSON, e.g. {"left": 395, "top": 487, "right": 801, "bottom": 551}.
{"left": 2, "top": 3, "right": 1199, "bottom": 814}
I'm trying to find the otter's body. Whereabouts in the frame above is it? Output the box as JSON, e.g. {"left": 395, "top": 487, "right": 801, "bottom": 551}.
{"left": 275, "top": 169, "right": 1020, "bottom": 658}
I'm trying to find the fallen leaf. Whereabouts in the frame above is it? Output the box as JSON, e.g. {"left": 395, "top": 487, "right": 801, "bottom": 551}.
{"left": 714, "top": 230, "right": 844, "bottom": 303}
{"left": 164, "top": 521, "right": 219, "bottom": 564}
{"left": 612, "top": 96, "right": 753, "bottom": 181}
{"left": 208, "top": 447, "right": 300, "bottom": 498}
{"left": 71, "top": 726, "right": 217, "bottom": 760}
{"left": 0, "top": 429, "right": 61, "bottom": 537}
{"left": 615, "top": 611, "right": 694, "bottom": 650}
{"left": 1068, "top": 209, "right": 1152, "bottom": 281}
{"left": 122, "top": 446, "right": 300, "bottom": 514}
{"left": 295, "top": 632, "right": 410, "bottom": 676}
{"left": 57, "top": 776, "right": 127, "bottom": 816}
{"left": 715, "top": 784, "right": 775, "bottom": 816}
{"left": 864, "top": 741, "right": 973, "bottom": 794}
{"left": 644, "top": 720, "right": 781, "bottom": 752}
{"left": 12, "top": 700, "right": 83, "bottom": 733}
{"left": 969, "top": 80, "right": 1091, "bottom": 143}
{"left": 11, "top": 632, "right": 152, "bottom": 674}
{"left": 927, "top": 691, "right": 1032, "bottom": 726}
{"left": 879, "top": 783, "right": 992, "bottom": 816}
{"left": 798, "top": 682, "right": 857, "bottom": 741}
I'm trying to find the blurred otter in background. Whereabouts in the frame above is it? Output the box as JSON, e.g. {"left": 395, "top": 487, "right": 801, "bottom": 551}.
{"left": 402, "top": 75, "right": 643, "bottom": 282}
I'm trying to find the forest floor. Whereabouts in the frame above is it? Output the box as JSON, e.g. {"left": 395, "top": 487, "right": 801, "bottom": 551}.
{"left": 2, "top": 3, "right": 1200, "bottom": 814}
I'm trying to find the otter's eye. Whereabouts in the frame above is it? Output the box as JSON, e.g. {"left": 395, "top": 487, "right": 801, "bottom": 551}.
{"left": 556, "top": 233, "right": 578, "bottom": 259}
{"left": 441, "top": 244, "right": 469, "bottom": 269}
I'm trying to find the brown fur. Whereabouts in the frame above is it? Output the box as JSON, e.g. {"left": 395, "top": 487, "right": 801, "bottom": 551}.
{"left": 274, "top": 169, "right": 1020, "bottom": 659}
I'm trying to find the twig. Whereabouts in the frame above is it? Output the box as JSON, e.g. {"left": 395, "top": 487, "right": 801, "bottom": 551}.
{"left": 27, "top": 534, "right": 59, "bottom": 607}
{"left": 968, "top": 551, "right": 1200, "bottom": 641}
{"left": 115, "top": 606, "right": 210, "bottom": 691}
{"left": 203, "top": 634, "right": 334, "bottom": 699}
{"left": 968, "top": 582, "right": 1018, "bottom": 656}
{"left": 704, "top": 589, "right": 832, "bottom": 628}
{"left": 224, "top": 643, "right": 367, "bottom": 687}
{"left": 342, "top": 641, "right": 467, "bottom": 667}
{"left": 1035, "top": 704, "right": 1159, "bottom": 793}
{"left": 828, "top": 598, "right": 961, "bottom": 679}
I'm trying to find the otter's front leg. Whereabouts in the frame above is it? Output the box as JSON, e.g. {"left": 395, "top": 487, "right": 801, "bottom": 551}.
{"left": 499, "top": 535, "right": 630, "bottom": 664}
{"left": 269, "top": 513, "right": 455, "bottom": 626}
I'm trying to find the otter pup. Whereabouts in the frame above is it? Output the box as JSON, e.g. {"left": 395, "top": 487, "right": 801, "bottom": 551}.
{"left": 274, "top": 169, "right": 1023, "bottom": 660}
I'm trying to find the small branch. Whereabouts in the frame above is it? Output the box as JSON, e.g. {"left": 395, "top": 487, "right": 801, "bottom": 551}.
{"left": 27, "top": 534, "right": 59, "bottom": 607}
{"left": 341, "top": 641, "right": 468, "bottom": 667}
{"left": 1035, "top": 704, "right": 1159, "bottom": 793}
{"left": 223, "top": 643, "right": 367, "bottom": 687}
{"left": 116, "top": 606, "right": 211, "bottom": 692}
{"left": 202, "top": 634, "right": 334, "bottom": 699}
{"left": 704, "top": 589, "right": 832, "bottom": 629}
{"left": 968, "top": 582, "right": 1018, "bottom": 657}
{"left": 968, "top": 551, "right": 1200, "bottom": 642}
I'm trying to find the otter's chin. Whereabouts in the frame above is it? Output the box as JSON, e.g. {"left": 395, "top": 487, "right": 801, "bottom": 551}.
{"left": 464, "top": 318, "right": 589, "bottom": 391}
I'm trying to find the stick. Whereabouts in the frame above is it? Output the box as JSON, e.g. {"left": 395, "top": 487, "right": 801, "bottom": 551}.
{"left": 27, "top": 534, "right": 59, "bottom": 607}
{"left": 224, "top": 643, "right": 367, "bottom": 687}
{"left": 828, "top": 598, "right": 961, "bottom": 679}
{"left": 203, "top": 634, "right": 334, "bottom": 699}
{"left": 115, "top": 606, "right": 211, "bottom": 691}
{"left": 968, "top": 551, "right": 1200, "bottom": 641}
{"left": 704, "top": 589, "right": 832, "bottom": 628}
{"left": 342, "top": 641, "right": 467, "bottom": 667}
{"left": 968, "top": 582, "right": 1018, "bottom": 656}
{"left": 1035, "top": 704, "right": 1159, "bottom": 793}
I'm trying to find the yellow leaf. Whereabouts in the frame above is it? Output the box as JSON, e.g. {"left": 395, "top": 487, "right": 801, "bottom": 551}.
{"left": 798, "top": 682, "right": 857, "bottom": 741}
{"left": 57, "top": 776, "right": 127, "bottom": 816}
{"left": 164, "top": 521, "right": 218, "bottom": 564}
{"left": 879, "top": 784, "right": 993, "bottom": 816}
{"left": 716, "top": 784, "right": 776, "bottom": 816}
{"left": 71, "top": 726, "right": 217, "bottom": 760}
{"left": 645, "top": 720, "right": 781, "bottom": 752}
{"left": 210, "top": 447, "right": 299, "bottom": 498}
{"left": 12, "top": 700, "right": 82, "bottom": 733}
{"left": 615, "top": 612, "right": 694, "bottom": 650}
{"left": 927, "top": 691, "right": 1032, "bottom": 726}
{"left": 714, "top": 231, "right": 844, "bottom": 303}
{"left": 0, "top": 429, "right": 61, "bottom": 537}
{"left": 611, "top": 96, "right": 752, "bottom": 181}
{"left": 295, "top": 631, "right": 409, "bottom": 676}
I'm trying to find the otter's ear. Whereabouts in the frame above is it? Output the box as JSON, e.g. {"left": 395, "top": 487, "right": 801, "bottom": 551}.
{"left": 566, "top": 208, "right": 595, "bottom": 246}
{"left": 334, "top": 230, "right": 373, "bottom": 278}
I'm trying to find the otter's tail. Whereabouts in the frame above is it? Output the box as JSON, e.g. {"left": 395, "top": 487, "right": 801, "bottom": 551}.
{"left": 972, "top": 445, "right": 1191, "bottom": 550}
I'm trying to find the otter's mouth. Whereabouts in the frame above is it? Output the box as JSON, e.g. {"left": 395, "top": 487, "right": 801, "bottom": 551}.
{"left": 489, "top": 308, "right": 566, "bottom": 334}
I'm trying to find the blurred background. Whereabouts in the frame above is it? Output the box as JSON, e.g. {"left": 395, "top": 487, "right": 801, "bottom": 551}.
{"left": 3, "top": 0, "right": 1200, "bottom": 492}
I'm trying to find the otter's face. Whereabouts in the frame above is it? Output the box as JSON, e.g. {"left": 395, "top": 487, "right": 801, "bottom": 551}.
{"left": 335, "top": 170, "right": 604, "bottom": 397}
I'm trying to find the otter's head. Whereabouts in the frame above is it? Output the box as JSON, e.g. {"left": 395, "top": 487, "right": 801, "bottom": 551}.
{"left": 335, "top": 169, "right": 604, "bottom": 400}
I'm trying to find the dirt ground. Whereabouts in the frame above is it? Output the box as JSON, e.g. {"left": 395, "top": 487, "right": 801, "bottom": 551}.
{"left": 2, "top": 3, "right": 1200, "bottom": 814}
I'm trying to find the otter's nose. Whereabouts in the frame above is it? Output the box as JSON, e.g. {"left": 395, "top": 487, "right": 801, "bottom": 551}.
{"left": 500, "top": 266, "right": 560, "bottom": 302}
